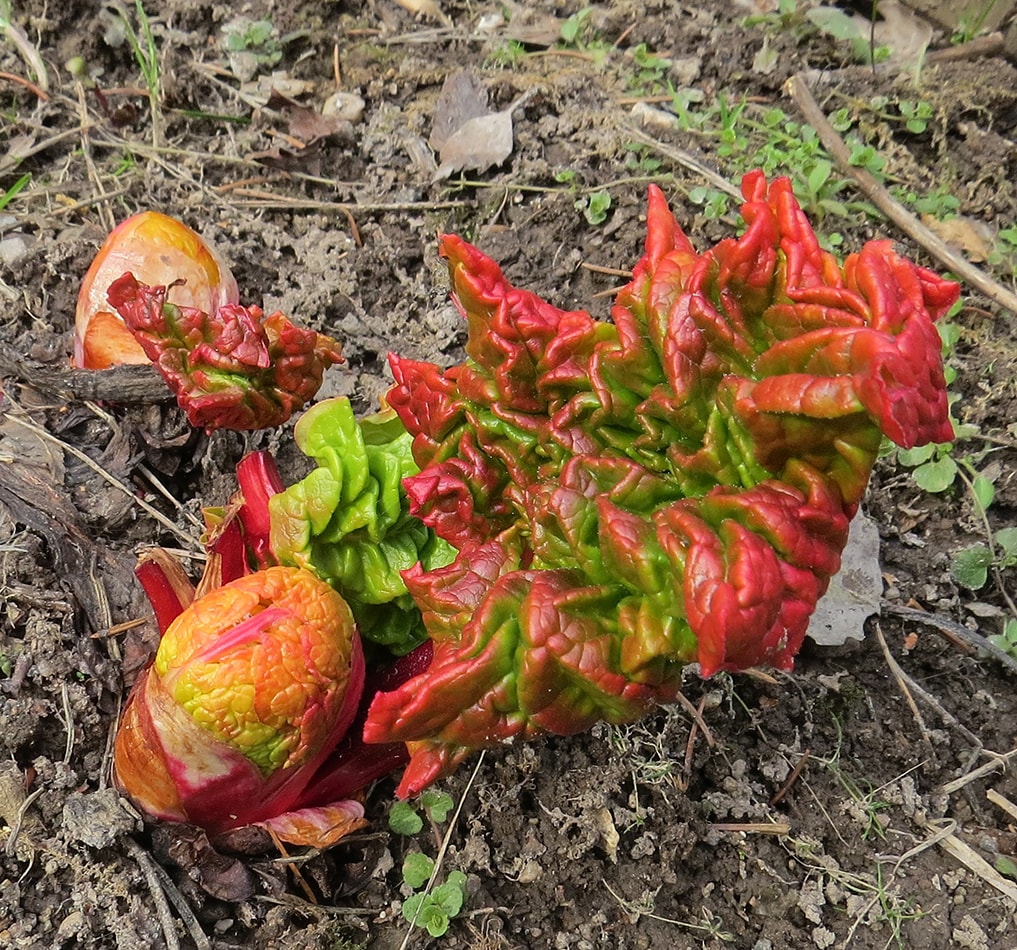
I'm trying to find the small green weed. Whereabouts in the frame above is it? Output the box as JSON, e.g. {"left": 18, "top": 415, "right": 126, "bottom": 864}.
{"left": 996, "top": 853, "right": 1017, "bottom": 880}
{"left": 952, "top": 528, "right": 1017, "bottom": 591}
{"left": 902, "top": 188, "right": 960, "bottom": 218}
{"left": 551, "top": 171, "right": 614, "bottom": 227}
{"left": 390, "top": 790, "right": 466, "bottom": 938}
{"left": 559, "top": 7, "right": 594, "bottom": 47}
{"left": 985, "top": 224, "right": 1017, "bottom": 281}
{"left": 221, "top": 16, "right": 292, "bottom": 78}
{"left": 111, "top": 0, "right": 162, "bottom": 145}
{"left": 687, "top": 184, "right": 731, "bottom": 221}
{"left": 626, "top": 42, "right": 671, "bottom": 94}
{"left": 745, "top": 1, "right": 889, "bottom": 65}
{"left": 988, "top": 618, "right": 1017, "bottom": 658}
{"left": 576, "top": 189, "right": 612, "bottom": 225}
{"left": 665, "top": 93, "right": 878, "bottom": 221}
{"left": 223, "top": 18, "right": 280, "bottom": 61}
{"left": 897, "top": 99, "right": 934, "bottom": 134}
{"left": 0, "top": 172, "right": 31, "bottom": 212}
{"left": 622, "top": 143, "right": 663, "bottom": 175}
{"left": 951, "top": 1, "right": 999, "bottom": 44}
{"left": 558, "top": 7, "right": 611, "bottom": 63}
{"left": 486, "top": 38, "right": 527, "bottom": 69}
{"left": 400, "top": 853, "right": 468, "bottom": 938}
{"left": 388, "top": 789, "right": 454, "bottom": 835}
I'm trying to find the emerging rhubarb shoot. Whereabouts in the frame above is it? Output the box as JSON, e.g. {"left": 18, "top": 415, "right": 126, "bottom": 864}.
{"left": 107, "top": 274, "right": 343, "bottom": 430}
{"left": 360, "top": 172, "right": 957, "bottom": 795}
{"left": 74, "top": 211, "right": 239, "bottom": 370}
{"left": 114, "top": 566, "right": 367, "bottom": 839}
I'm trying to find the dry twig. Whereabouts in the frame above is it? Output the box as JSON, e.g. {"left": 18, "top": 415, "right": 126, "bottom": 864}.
{"left": 882, "top": 604, "right": 1017, "bottom": 675}
{"left": 4, "top": 413, "right": 200, "bottom": 549}
{"left": 126, "top": 837, "right": 211, "bottom": 950}
{"left": 875, "top": 623, "right": 982, "bottom": 748}
{"left": 788, "top": 73, "right": 1017, "bottom": 315}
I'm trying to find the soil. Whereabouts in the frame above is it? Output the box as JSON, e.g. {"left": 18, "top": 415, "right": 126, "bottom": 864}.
{"left": 2, "top": 2, "right": 1017, "bottom": 949}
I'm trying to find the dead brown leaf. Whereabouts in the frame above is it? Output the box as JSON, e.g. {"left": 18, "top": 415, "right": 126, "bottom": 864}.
{"left": 921, "top": 214, "right": 993, "bottom": 262}
{"left": 429, "top": 70, "right": 515, "bottom": 180}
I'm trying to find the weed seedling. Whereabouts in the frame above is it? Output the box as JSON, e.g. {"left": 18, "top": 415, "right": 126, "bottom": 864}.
{"left": 951, "top": 1, "right": 999, "bottom": 44}
{"left": 400, "top": 852, "right": 468, "bottom": 939}
{"left": 111, "top": 0, "right": 162, "bottom": 145}
{"left": 576, "top": 189, "right": 612, "bottom": 226}
{"left": 388, "top": 783, "right": 473, "bottom": 943}
{"left": 952, "top": 528, "right": 1017, "bottom": 591}
{"left": 988, "top": 618, "right": 1017, "bottom": 659}
{"left": 388, "top": 789, "right": 454, "bottom": 836}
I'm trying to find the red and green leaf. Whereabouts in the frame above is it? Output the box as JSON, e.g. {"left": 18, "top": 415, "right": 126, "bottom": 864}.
{"left": 364, "top": 172, "right": 957, "bottom": 794}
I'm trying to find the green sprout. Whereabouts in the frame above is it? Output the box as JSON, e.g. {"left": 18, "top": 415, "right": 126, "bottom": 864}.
{"left": 110, "top": 0, "right": 162, "bottom": 146}
{"left": 401, "top": 863, "right": 468, "bottom": 939}
{"left": 576, "top": 189, "right": 612, "bottom": 225}
{"left": 388, "top": 789, "right": 455, "bottom": 835}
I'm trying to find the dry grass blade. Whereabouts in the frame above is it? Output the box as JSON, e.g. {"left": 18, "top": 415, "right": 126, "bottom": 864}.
{"left": 709, "top": 822, "right": 791, "bottom": 835}
{"left": 917, "top": 816, "right": 1017, "bottom": 903}
{"left": 876, "top": 624, "right": 983, "bottom": 747}
{"left": 986, "top": 787, "right": 1017, "bottom": 823}
{"left": 621, "top": 125, "right": 741, "bottom": 199}
{"left": 939, "top": 746, "right": 1017, "bottom": 796}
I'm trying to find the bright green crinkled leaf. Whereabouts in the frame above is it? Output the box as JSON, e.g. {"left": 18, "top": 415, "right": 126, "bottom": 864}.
{"left": 269, "top": 397, "right": 455, "bottom": 653}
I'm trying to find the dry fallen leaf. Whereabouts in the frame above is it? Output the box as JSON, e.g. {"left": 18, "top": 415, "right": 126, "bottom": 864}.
{"left": 808, "top": 508, "right": 882, "bottom": 646}
{"left": 429, "top": 69, "right": 516, "bottom": 180}
{"left": 433, "top": 111, "right": 514, "bottom": 180}
{"left": 265, "top": 89, "right": 354, "bottom": 143}
{"left": 921, "top": 214, "right": 993, "bottom": 262}
{"left": 429, "top": 70, "right": 490, "bottom": 151}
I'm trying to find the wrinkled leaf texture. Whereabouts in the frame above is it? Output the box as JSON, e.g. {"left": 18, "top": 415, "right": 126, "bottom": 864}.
{"left": 107, "top": 274, "right": 343, "bottom": 431}
{"left": 363, "top": 171, "right": 957, "bottom": 796}
{"left": 268, "top": 398, "right": 456, "bottom": 654}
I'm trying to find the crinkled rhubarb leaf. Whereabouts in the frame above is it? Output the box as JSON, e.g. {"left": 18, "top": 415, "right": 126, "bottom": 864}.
{"left": 114, "top": 566, "right": 365, "bottom": 833}
{"left": 364, "top": 172, "right": 957, "bottom": 795}
{"left": 107, "top": 273, "right": 343, "bottom": 430}
{"left": 269, "top": 397, "right": 455, "bottom": 654}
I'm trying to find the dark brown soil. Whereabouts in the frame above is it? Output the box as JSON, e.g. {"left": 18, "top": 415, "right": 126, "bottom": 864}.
{"left": 2, "top": 2, "right": 1017, "bottom": 949}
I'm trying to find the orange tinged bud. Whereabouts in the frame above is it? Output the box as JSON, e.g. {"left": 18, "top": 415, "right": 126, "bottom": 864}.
{"left": 74, "top": 211, "right": 239, "bottom": 369}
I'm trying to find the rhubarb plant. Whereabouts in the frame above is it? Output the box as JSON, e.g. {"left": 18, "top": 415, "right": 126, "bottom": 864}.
{"left": 74, "top": 211, "right": 239, "bottom": 370}
{"left": 116, "top": 551, "right": 433, "bottom": 843}
{"left": 114, "top": 565, "right": 369, "bottom": 841}
{"left": 360, "top": 171, "right": 957, "bottom": 796}
{"left": 107, "top": 273, "right": 343, "bottom": 430}
{"left": 75, "top": 209, "right": 342, "bottom": 430}
{"left": 234, "top": 397, "right": 455, "bottom": 654}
